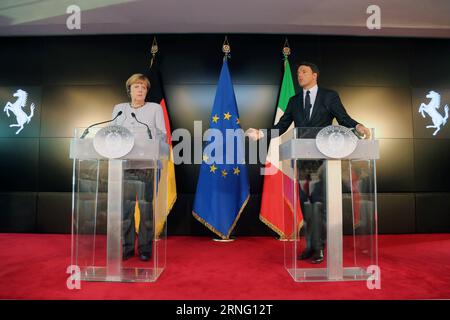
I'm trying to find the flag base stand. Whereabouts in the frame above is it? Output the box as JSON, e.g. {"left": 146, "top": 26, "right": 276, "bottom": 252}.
{"left": 213, "top": 237, "right": 236, "bottom": 242}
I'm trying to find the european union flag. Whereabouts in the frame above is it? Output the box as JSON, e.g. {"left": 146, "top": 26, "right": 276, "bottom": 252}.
{"left": 192, "top": 60, "right": 250, "bottom": 239}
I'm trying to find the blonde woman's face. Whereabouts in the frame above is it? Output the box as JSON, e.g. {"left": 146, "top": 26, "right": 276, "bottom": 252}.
{"left": 130, "top": 81, "right": 148, "bottom": 101}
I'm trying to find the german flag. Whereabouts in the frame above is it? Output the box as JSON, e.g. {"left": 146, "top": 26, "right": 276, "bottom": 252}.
{"left": 147, "top": 42, "right": 177, "bottom": 236}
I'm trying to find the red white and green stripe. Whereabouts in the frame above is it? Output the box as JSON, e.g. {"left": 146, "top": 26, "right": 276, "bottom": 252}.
{"left": 259, "top": 57, "right": 303, "bottom": 238}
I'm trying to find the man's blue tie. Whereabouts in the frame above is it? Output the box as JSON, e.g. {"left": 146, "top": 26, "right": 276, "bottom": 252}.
{"left": 304, "top": 90, "right": 311, "bottom": 122}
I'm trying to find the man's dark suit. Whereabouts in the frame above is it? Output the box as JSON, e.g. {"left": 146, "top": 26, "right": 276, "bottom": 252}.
{"left": 271, "top": 86, "right": 359, "bottom": 261}
{"left": 273, "top": 87, "right": 359, "bottom": 135}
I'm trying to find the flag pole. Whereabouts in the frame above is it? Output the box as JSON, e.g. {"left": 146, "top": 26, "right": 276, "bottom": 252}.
{"left": 223, "top": 35, "right": 230, "bottom": 61}
{"left": 276, "top": 38, "right": 291, "bottom": 242}
{"left": 150, "top": 36, "right": 158, "bottom": 68}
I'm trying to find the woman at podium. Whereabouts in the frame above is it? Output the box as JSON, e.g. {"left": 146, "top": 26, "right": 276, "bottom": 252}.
{"left": 111, "top": 73, "right": 167, "bottom": 261}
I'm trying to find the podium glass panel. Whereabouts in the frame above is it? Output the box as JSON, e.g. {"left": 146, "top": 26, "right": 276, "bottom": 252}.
{"left": 70, "top": 127, "right": 168, "bottom": 282}
{"left": 280, "top": 127, "right": 378, "bottom": 282}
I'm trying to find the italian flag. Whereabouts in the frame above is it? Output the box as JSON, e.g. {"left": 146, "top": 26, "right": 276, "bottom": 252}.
{"left": 259, "top": 57, "right": 303, "bottom": 238}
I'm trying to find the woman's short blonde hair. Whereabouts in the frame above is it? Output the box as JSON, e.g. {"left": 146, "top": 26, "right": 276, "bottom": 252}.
{"left": 126, "top": 73, "right": 151, "bottom": 92}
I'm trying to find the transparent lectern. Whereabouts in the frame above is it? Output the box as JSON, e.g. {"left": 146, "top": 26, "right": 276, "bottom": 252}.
{"left": 279, "top": 127, "right": 379, "bottom": 282}
{"left": 70, "top": 126, "right": 169, "bottom": 282}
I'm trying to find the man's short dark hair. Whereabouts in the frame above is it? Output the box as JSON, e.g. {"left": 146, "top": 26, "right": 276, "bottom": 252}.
{"left": 297, "top": 61, "right": 320, "bottom": 76}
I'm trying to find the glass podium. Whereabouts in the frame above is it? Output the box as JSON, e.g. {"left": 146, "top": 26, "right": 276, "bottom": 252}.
{"left": 279, "top": 127, "right": 379, "bottom": 282}
{"left": 69, "top": 126, "right": 169, "bottom": 282}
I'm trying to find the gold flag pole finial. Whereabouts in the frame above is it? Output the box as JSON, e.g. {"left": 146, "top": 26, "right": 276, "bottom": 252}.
{"left": 222, "top": 36, "right": 231, "bottom": 61}
{"left": 282, "top": 37, "right": 291, "bottom": 59}
{"left": 150, "top": 36, "right": 158, "bottom": 68}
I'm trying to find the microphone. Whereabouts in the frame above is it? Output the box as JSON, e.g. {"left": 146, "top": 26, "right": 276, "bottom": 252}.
{"left": 80, "top": 111, "right": 123, "bottom": 139}
{"left": 131, "top": 112, "right": 152, "bottom": 139}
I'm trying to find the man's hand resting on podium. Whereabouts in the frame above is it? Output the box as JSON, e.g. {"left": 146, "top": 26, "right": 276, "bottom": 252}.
{"left": 356, "top": 124, "right": 371, "bottom": 139}
{"left": 246, "top": 128, "right": 264, "bottom": 141}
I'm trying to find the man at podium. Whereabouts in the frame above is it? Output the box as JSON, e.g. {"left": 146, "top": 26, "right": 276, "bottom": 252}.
{"left": 247, "top": 61, "right": 371, "bottom": 139}
{"left": 111, "top": 73, "right": 167, "bottom": 261}
{"left": 247, "top": 62, "right": 370, "bottom": 263}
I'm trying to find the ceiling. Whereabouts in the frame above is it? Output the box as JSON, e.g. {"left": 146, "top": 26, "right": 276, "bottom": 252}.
{"left": 1, "top": 0, "right": 450, "bottom": 37}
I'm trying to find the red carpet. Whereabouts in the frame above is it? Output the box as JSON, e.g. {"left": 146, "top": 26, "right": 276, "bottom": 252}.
{"left": 0, "top": 234, "right": 449, "bottom": 300}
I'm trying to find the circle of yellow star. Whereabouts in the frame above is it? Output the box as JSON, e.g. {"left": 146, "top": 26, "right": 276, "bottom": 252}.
{"left": 223, "top": 112, "right": 232, "bottom": 120}
{"left": 233, "top": 167, "right": 240, "bottom": 175}
{"left": 212, "top": 114, "right": 219, "bottom": 123}
{"left": 236, "top": 118, "right": 240, "bottom": 125}
{"left": 210, "top": 164, "right": 217, "bottom": 173}
{"left": 221, "top": 169, "right": 228, "bottom": 177}
{"left": 203, "top": 154, "right": 209, "bottom": 162}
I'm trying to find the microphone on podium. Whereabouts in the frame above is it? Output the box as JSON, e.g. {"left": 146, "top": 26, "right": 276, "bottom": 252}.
{"left": 131, "top": 112, "right": 152, "bottom": 139}
{"left": 80, "top": 111, "right": 123, "bottom": 139}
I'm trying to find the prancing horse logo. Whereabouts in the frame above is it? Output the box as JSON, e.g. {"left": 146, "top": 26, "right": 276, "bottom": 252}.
{"left": 419, "top": 90, "right": 449, "bottom": 136}
{"left": 3, "top": 89, "right": 36, "bottom": 134}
